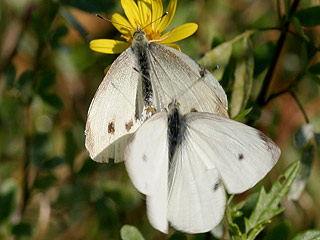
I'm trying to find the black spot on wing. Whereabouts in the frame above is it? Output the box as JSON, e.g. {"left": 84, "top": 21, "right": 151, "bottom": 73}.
{"left": 213, "top": 179, "right": 222, "bottom": 191}
{"left": 199, "top": 67, "right": 206, "bottom": 78}
{"left": 125, "top": 120, "right": 134, "bottom": 132}
{"left": 238, "top": 153, "right": 244, "bottom": 161}
{"left": 190, "top": 108, "right": 198, "bottom": 112}
{"left": 142, "top": 154, "right": 147, "bottom": 162}
{"left": 108, "top": 121, "right": 115, "bottom": 134}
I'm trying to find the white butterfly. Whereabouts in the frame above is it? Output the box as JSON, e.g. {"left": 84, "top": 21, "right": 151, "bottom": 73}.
{"left": 124, "top": 100, "right": 281, "bottom": 234}
{"left": 85, "top": 28, "right": 228, "bottom": 163}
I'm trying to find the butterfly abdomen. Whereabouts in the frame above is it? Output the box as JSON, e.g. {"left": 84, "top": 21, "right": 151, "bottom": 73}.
{"left": 168, "top": 106, "right": 186, "bottom": 168}
{"left": 132, "top": 30, "right": 154, "bottom": 108}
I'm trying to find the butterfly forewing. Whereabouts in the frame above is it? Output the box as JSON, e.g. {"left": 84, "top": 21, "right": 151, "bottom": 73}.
{"left": 85, "top": 48, "right": 141, "bottom": 163}
{"left": 148, "top": 44, "right": 229, "bottom": 117}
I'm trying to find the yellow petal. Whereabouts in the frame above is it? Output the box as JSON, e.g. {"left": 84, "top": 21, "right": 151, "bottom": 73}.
{"left": 90, "top": 39, "right": 130, "bottom": 54}
{"left": 138, "top": 0, "right": 151, "bottom": 26}
{"left": 160, "top": 23, "right": 198, "bottom": 44}
{"left": 152, "top": 0, "right": 163, "bottom": 28}
{"left": 112, "top": 13, "right": 133, "bottom": 37}
{"left": 157, "top": 0, "right": 177, "bottom": 33}
{"left": 121, "top": 0, "right": 140, "bottom": 28}
{"left": 163, "top": 43, "right": 181, "bottom": 51}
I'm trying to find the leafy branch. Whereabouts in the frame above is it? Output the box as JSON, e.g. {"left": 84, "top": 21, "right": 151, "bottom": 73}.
{"left": 257, "top": 0, "right": 301, "bottom": 105}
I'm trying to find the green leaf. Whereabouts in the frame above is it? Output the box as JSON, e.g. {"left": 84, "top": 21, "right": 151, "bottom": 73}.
{"left": 290, "top": 16, "right": 309, "bottom": 42}
{"left": 307, "top": 72, "right": 320, "bottom": 84}
{"left": 245, "top": 161, "right": 300, "bottom": 235}
{"left": 230, "top": 37, "right": 254, "bottom": 118}
{"left": 32, "top": 133, "right": 50, "bottom": 167}
{"left": 41, "top": 157, "right": 65, "bottom": 170}
{"left": 233, "top": 107, "right": 252, "bottom": 122}
{"left": 308, "top": 63, "right": 320, "bottom": 75}
{"left": 64, "top": 130, "right": 78, "bottom": 166}
{"left": 253, "top": 42, "right": 275, "bottom": 78}
{"left": 36, "top": 69, "right": 56, "bottom": 94}
{"left": 61, "top": 0, "right": 116, "bottom": 13}
{"left": 0, "top": 179, "right": 18, "bottom": 223}
{"left": 295, "top": 6, "right": 320, "bottom": 27}
{"left": 41, "top": 93, "right": 64, "bottom": 110}
{"left": 198, "top": 41, "right": 232, "bottom": 81}
{"left": 34, "top": 174, "right": 57, "bottom": 190}
{"left": 16, "top": 70, "right": 33, "bottom": 89}
{"left": 11, "top": 222, "right": 33, "bottom": 237}
{"left": 5, "top": 63, "right": 16, "bottom": 88}
{"left": 120, "top": 225, "right": 145, "bottom": 240}
{"left": 284, "top": 0, "right": 291, "bottom": 18}
{"left": 49, "top": 24, "right": 69, "bottom": 48}
{"left": 263, "top": 221, "right": 291, "bottom": 240}
{"left": 315, "top": 133, "right": 320, "bottom": 151}
{"left": 292, "top": 229, "right": 320, "bottom": 240}
{"left": 168, "top": 232, "right": 187, "bottom": 240}
{"left": 294, "top": 124, "right": 314, "bottom": 148}
{"left": 288, "top": 145, "right": 314, "bottom": 200}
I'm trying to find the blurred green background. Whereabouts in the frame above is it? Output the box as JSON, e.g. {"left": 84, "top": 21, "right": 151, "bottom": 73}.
{"left": 0, "top": 0, "right": 319, "bottom": 239}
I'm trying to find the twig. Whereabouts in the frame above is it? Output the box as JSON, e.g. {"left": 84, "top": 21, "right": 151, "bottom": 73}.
{"left": 257, "top": 0, "right": 301, "bottom": 105}
{"left": 290, "top": 91, "right": 309, "bottom": 123}
{"left": 0, "top": 4, "right": 36, "bottom": 75}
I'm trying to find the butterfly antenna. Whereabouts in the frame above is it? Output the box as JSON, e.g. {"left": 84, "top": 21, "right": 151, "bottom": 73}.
{"left": 176, "top": 68, "right": 207, "bottom": 100}
{"left": 96, "top": 14, "right": 135, "bottom": 31}
{"left": 142, "top": 12, "right": 168, "bottom": 30}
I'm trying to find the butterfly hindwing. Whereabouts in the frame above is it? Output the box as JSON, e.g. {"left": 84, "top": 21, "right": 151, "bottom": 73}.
{"left": 167, "top": 135, "right": 226, "bottom": 233}
{"left": 184, "top": 112, "right": 281, "bottom": 194}
{"left": 124, "top": 110, "right": 169, "bottom": 233}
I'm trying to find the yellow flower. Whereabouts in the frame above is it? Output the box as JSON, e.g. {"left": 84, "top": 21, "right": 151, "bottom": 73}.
{"left": 90, "top": 0, "right": 198, "bottom": 54}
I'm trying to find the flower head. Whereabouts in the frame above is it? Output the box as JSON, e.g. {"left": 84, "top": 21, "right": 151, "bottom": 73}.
{"left": 90, "top": 0, "right": 198, "bottom": 54}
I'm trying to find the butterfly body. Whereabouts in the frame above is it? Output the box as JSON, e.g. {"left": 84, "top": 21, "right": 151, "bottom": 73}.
{"left": 132, "top": 29, "right": 154, "bottom": 108}
{"left": 167, "top": 101, "right": 186, "bottom": 167}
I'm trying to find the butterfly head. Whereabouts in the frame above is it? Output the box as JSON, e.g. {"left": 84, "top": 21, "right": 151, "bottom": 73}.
{"left": 133, "top": 28, "right": 146, "bottom": 40}
{"left": 168, "top": 99, "right": 180, "bottom": 112}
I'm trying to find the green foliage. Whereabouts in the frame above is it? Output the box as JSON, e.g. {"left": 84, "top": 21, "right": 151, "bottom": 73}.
{"left": 230, "top": 36, "right": 254, "bottom": 118}
{"left": 4, "top": 63, "right": 16, "bottom": 88}
{"left": 61, "top": 0, "right": 116, "bottom": 13}
{"left": 226, "top": 161, "right": 300, "bottom": 240}
{"left": 244, "top": 161, "right": 300, "bottom": 239}
{"left": 120, "top": 225, "right": 145, "bottom": 240}
{"left": 263, "top": 221, "right": 291, "bottom": 240}
{"left": 292, "top": 229, "right": 320, "bottom": 240}
{"left": 295, "top": 6, "right": 320, "bottom": 27}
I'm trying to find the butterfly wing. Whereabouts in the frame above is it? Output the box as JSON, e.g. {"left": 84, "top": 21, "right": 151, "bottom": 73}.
{"left": 167, "top": 136, "right": 226, "bottom": 233}
{"left": 85, "top": 48, "right": 142, "bottom": 163}
{"left": 184, "top": 112, "right": 281, "bottom": 194}
{"left": 124, "top": 111, "right": 169, "bottom": 233}
{"left": 148, "top": 44, "right": 229, "bottom": 118}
